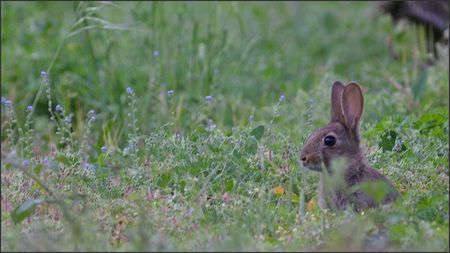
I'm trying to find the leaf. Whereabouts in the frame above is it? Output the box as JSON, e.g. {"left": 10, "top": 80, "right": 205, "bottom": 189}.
{"left": 250, "top": 125, "right": 265, "bottom": 141}
{"left": 11, "top": 199, "right": 42, "bottom": 225}
{"left": 225, "top": 178, "right": 234, "bottom": 192}
{"left": 97, "top": 154, "right": 106, "bottom": 167}
{"left": 244, "top": 139, "right": 258, "bottom": 154}
{"left": 379, "top": 130, "right": 397, "bottom": 152}
{"left": 56, "top": 155, "right": 71, "bottom": 166}
{"left": 157, "top": 173, "right": 171, "bottom": 188}
{"left": 413, "top": 109, "right": 448, "bottom": 138}
{"left": 33, "top": 164, "right": 43, "bottom": 175}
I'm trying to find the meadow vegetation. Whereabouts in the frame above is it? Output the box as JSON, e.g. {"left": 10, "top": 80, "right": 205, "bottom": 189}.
{"left": 1, "top": 2, "right": 449, "bottom": 251}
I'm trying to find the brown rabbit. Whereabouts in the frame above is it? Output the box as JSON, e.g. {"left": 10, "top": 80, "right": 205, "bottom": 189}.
{"left": 300, "top": 81, "right": 399, "bottom": 211}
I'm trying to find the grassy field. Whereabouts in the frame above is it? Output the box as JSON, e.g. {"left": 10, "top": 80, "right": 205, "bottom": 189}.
{"left": 1, "top": 1, "right": 449, "bottom": 251}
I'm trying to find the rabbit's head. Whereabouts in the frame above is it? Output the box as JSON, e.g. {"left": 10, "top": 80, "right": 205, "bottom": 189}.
{"left": 300, "top": 81, "right": 365, "bottom": 172}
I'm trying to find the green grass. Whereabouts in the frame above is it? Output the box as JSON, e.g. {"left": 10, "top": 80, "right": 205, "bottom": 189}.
{"left": 1, "top": 1, "right": 449, "bottom": 251}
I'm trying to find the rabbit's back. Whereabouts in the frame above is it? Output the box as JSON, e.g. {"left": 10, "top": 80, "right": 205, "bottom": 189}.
{"left": 347, "top": 165, "right": 400, "bottom": 211}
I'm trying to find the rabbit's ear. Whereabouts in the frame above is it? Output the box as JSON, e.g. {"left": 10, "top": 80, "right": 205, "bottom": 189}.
{"left": 341, "top": 82, "right": 364, "bottom": 134}
{"left": 331, "top": 81, "right": 345, "bottom": 122}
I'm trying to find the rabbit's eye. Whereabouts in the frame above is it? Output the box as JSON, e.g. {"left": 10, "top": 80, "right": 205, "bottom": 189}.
{"left": 324, "top": 136, "right": 336, "bottom": 146}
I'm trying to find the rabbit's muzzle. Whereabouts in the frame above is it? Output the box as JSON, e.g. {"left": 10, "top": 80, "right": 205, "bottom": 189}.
{"left": 300, "top": 152, "right": 322, "bottom": 171}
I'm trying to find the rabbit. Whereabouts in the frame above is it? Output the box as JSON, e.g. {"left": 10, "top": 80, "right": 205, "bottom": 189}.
{"left": 300, "top": 81, "right": 400, "bottom": 211}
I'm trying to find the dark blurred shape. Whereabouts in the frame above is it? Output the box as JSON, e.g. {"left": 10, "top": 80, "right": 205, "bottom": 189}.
{"left": 378, "top": 0, "right": 449, "bottom": 55}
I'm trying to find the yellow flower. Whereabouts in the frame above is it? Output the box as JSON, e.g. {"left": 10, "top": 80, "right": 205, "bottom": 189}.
{"left": 273, "top": 186, "right": 285, "bottom": 195}
{"left": 307, "top": 198, "right": 316, "bottom": 210}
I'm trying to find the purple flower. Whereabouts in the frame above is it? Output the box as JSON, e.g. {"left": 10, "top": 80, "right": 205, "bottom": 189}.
{"left": 26, "top": 105, "right": 33, "bottom": 113}
{"left": 127, "top": 87, "right": 134, "bottom": 95}
{"left": 167, "top": 90, "right": 174, "bottom": 97}
{"left": 55, "top": 104, "right": 63, "bottom": 112}
{"left": 34, "top": 189, "right": 40, "bottom": 198}
{"left": 22, "top": 160, "right": 30, "bottom": 167}
{"left": 101, "top": 146, "right": 108, "bottom": 153}
{"left": 279, "top": 94, "right": 286, "bottom": 102}
{"left": 87, "top": 110, "right": 96, "bottom": 121}
{"left": 205, "top": 95, "right": 213, "bottom": 101}
{"left": 153, "top": 50, "right": 160, "bottom": 58}
{"left": 1, "top": 97, "right": 11, "bottom": 107}
{"left": 65, "top": 114, "right": 73, "bottom": 124}
{"left": 40, "top": 71, "right": 48, "bottom": 78}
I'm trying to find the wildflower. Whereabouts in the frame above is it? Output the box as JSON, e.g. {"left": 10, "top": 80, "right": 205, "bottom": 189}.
{"left": 87, "top": 110, "right": 96, "bottom": 121}
{"left": 249, "top": 115, "right": 254, "bottom": 122}
{"left": 307, "top": 198, "right": 316, "bottom": 211}
{"left": 124, "top": 186, "right": 134, "bottom": 198}
{"left": 153, "top": 50, "right": 160, "bottom": 58}
{"left": 26, "top": 105, "right": 33, "bottom": 113}
{"left": 392, "top": 138, "right": 403, "bottom": 152}
{"left": 279, "top": 94, "right": 286, "bottom": 102}
{"left": 55, "top": 104, "right": 63, "bottom": 113}
{"left": 206, "top": 119, "right": 216, "bottom": 131}
{"left": 205, "top": 95, "right": 213, "bottom": 101}
{"left": 65, "top": 114, "right": 73, "bottom": 124}
{"left": 41, "top": 158, "right": 49, "bottom": 166}
{"left": 1, "top": 97, "right": 11, "bottom": 107}
{"left": 223, "top": 193, "right": 231, "bottom": 203}
{"left": 126, "top": 87, "right": 134, "bottom": 95}
{"left": 186, "top": 207, "right": 194, "bottom": 216}
{"left": 146, "top": 191, "right": 160, "bottom": 201}
{"left": 167, "top": 89, "right": 174, "bottom": 97}
{"left": 273, "top": 186, "right": 285, "bottom": 195}
{"left": 40, "top": 71, "right": 48, "bottom": 78}
{"left": 34, "top": 189, "right": 40, "bottom": 199}
{"left": 22, "top": 160, "right": 30, "bottom": 167}
{"left": 101, "top": 146, "right": 108, "bottom": 153}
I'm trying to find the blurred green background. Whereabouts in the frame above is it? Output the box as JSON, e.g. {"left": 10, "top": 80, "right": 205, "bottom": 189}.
{"left": 2, "top": 1, "right": 447, "bottom": 145}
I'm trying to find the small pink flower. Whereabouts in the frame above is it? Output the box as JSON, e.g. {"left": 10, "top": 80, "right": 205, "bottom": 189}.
{"left": 190, "top": 223, "right": 199, "bottom": 231}
{"left": 54, "top": 209, "right": 61, "bottom": 221}
{"left": 1, "top": 198, "right": 12, "bottom": 212}
{"left": 146, "top": 190, "right": 160, "bottom": 201}
{"left": 124, "top": 186, "right": 134, "bottom": 198}
{"left": 222, "top": 193, "right": 231, "bottom": 203}
{"left": 171, "top": 217, "right": 177, "bottom": 226}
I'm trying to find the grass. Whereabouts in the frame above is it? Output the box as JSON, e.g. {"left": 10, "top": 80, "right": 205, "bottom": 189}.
{"left": 1, "top": 1, "right": 449, "bottom": 251}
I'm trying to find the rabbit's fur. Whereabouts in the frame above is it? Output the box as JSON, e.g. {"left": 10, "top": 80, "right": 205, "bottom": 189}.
{"left": 300, "top": 81, "right": 399, "bottom": 211}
